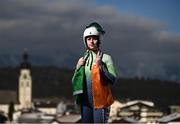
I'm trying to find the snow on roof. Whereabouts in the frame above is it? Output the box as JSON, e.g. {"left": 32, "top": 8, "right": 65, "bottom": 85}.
{"left": 121, "top": 100, "right": 154, "bottom": 108}
{"left": 55, "top": 114, "right": 81, "bottom": 123}
{"left": 158, "top": 113, "right": 180, "bottom": 122}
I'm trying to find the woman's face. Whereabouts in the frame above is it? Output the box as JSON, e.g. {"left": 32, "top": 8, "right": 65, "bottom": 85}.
{"left": 86, "top": 36, "right": 99, "bottom": 51}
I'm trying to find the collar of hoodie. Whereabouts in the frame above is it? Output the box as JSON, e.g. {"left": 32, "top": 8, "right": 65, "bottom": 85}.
{"left": 84, "top": 50, "right": 103, "bottom": 70}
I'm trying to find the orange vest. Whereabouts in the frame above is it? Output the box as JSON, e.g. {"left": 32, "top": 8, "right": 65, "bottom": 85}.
{"left": 91, "top": 64, "right": 114, "bottom": 109}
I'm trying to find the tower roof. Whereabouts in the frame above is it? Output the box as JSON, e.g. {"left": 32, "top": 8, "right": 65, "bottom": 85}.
{"left": 20, "top": 50, "right": 31, "bottom": 69}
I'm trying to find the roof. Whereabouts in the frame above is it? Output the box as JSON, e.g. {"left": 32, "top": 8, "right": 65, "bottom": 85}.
{"left": 0, "top": 90, "right": 18, "bottom": 104}
{"left": 18, "top": 111, "right": 54, "bottom": 123}
{"left": 170, "top": 105, "right": 180, "bottom": 109}
{"left": 112, "top": 100, "right": 123, "bottom": 107}
{"left": 54, "top": 114, "right": 81, "bottom": 123}
{"left": 121, "top": 100, "right": 154, "bottom": 108}
{"left": 34, "top": 101, "right": 58, "bottom": 108}
{"left": 21, "top": 108, "right": 42, "bottom": 114}
{"left": 20, "top": 51, "right": 31, "bottom": 69}
{"left": 158, "top": 113, "right": 180, "bottom": 122}
{"left": 0, "top": 111, "right": 7, "bottom": 122}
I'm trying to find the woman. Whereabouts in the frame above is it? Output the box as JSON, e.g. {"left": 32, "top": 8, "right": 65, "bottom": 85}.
{"left": 72, "top": 22, "right": 117, "bottom": 123}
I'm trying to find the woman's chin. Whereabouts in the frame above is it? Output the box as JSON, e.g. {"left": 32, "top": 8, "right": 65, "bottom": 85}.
{"left": 89, "top": 48, "right": 99, "bottom": 52}
{"left": 88, "top": 46, "right": 94, "bottom": 49}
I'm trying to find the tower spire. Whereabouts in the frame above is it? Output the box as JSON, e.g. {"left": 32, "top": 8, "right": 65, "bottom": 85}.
{"left": 23, "top": 48, "right": 28, "bottom": 62}
{"left": 20, "top": 48, "right": 31, "bottom": 69}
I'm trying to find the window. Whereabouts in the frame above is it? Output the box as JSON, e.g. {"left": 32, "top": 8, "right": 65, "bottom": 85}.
{"left": 23, "top": 74, "right": 27, "bottom": 79}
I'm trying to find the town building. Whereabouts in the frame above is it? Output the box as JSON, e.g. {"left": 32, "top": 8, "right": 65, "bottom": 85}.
{"left": 0, "top": 51, "right": 79, "bottom": 123}
{"left": 158, "top": 113, "right": 180, "bottom": 124}
{"left": 111, "top": 100, "right": 164, "bottom": 124}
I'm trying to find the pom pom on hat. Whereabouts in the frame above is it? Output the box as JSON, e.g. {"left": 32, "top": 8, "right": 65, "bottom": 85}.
{"left": 86, "top": 22, "right": 105, "bottom": 35}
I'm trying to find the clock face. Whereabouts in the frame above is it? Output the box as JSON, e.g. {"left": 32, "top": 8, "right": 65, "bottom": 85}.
{"left": 23, "top": 74, "right": 27, "bottom": 79}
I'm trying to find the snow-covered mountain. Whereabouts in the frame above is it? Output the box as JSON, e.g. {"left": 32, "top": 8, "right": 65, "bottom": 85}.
{"left": 0, "top": 53, "right": 180, "bottom": 83}
{"left": 0, "top": 53, "right": 77, "bottom": 68}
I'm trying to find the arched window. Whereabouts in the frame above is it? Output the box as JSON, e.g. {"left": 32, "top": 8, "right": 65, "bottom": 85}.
{"left": 27, "top": 81, "right": 29, "bottom": 87}
{"left": 23, "top": 74, "right": 27, "bottom": 79}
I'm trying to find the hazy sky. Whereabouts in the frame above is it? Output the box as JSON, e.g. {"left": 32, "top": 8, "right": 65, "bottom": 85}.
{"left": 0, "top": 0, "right": 179, "bottom": 81}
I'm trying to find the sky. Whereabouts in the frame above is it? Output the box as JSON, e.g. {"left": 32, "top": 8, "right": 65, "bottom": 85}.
{"left": 96, "top": 0, "right": 180, "bottom": 33}
{"left": 0, "top": 0, "right": 180, "bottom": 82}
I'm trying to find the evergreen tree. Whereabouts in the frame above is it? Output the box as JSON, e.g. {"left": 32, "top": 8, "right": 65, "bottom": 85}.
{"left": 8, "top": 101, "right": 14, "bottom": 121}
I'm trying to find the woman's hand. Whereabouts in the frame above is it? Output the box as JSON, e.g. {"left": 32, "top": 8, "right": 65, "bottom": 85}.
{"left": 96, "top": 51, "right": 102, "bottom": 65}
{"left": 76, "top": 57, "right": 85, "bottom": 69}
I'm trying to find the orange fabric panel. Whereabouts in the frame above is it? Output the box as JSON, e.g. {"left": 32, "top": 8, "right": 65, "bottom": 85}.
{"left": 91, "top": 64, "right": 114, "bottom": 109}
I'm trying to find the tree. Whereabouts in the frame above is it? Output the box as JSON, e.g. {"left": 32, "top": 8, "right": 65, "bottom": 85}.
{"left": 8, "top": 101, "right": 14, "bottom": 121}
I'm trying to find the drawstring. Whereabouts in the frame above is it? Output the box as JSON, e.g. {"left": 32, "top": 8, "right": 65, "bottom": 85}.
{"left": 90, "top": 52, "right": 93, "bottom": 70}
{"left": 83, "top": 50, "right": 89, "bottom": 66}
{"left": 83, "top": 50, "right": 89, "bottom": 61}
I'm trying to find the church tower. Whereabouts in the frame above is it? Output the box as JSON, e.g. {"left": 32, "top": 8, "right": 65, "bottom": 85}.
{"left": 19, "top": 50, "right": 32, "bottom": 109}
